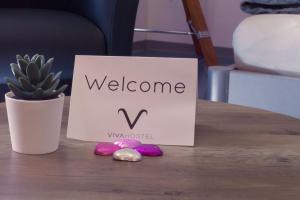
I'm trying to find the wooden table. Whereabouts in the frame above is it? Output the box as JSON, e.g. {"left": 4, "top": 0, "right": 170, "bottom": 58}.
{"left": 0, "top": 98, "right": 300, "bottom": 200}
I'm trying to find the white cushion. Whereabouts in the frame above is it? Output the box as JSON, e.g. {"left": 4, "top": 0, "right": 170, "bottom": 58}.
{"left": 233, "top": 14, "right": 300, "bottom": 77}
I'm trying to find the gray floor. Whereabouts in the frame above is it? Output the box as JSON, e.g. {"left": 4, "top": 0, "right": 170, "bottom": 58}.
{"left": 133, "top": 44, "right": 234, "bottom": 99}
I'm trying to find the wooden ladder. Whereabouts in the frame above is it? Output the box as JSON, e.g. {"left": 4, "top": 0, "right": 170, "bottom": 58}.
{"left": 182, "top": 0, "right": 218, "bottom": 66}
{"left": 135, "top": 0, "right": 218, "bottom": 66}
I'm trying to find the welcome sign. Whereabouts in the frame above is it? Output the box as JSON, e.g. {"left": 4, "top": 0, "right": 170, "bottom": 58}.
{"left": 67, "top": 56, "right": 197, "bottom": 146}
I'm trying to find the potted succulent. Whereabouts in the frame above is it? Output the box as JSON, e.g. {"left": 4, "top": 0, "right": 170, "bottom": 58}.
{"left": 5, "top": 54, "right": 68, "bottom": 154}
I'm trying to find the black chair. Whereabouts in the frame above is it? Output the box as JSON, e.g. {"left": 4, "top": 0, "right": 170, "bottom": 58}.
{"left": 0, "top": 0, "right": 139, "bottom": 101}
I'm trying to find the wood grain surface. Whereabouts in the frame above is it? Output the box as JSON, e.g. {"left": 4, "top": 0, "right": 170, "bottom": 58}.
{"left": 0, "top": 98, "right": 300, "bottom": 200}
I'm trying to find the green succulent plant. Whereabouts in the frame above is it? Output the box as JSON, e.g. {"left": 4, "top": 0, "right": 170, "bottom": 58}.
{"left": 5, "top": 54, "right": 68, "bottom": 100}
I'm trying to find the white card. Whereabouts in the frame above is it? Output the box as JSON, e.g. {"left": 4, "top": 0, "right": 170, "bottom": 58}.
{"left": 67, "top": 56, "right": 197, "bottom": 146}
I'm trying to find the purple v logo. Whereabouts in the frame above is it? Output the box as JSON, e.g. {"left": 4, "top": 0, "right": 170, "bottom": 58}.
{"left": 118, "top": 108, "right": 148, "bottom": 129}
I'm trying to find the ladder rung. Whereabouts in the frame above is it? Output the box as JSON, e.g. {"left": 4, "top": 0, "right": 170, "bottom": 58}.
{"left": 134, "top": 28, "right": 210, "bottom": 38}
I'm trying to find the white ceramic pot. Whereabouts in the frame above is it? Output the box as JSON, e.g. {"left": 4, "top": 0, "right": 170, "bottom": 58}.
{"left": 5, "top": 92, "right": 65, "bottom": 154}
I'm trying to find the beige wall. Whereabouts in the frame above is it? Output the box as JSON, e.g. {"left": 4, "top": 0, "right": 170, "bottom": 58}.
{"left": 134, "top": 0, "right": 249, "bottom": 48}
